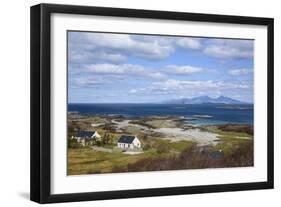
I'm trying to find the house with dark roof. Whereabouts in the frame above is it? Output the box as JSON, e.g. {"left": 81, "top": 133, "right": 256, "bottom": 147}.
{"left": 117, "top": 135, "right": 141, "bottom": 149}
{"left": 72, "top": 130, "right": 101, "bottom": 146}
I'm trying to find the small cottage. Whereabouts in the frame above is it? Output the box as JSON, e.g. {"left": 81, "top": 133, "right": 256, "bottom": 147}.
{"left": 117, "top": 135, "right": 141, "bottom": 149}
{"left": 73, "top": 131, "right": 101, "bottom": 146}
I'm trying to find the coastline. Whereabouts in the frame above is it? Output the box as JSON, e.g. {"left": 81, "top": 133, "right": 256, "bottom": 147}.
{"left": 68, "top": 103, "right": 253, "bottom": 126}
{"left": 67, "top": 112, "right": 253, "bottom": 175}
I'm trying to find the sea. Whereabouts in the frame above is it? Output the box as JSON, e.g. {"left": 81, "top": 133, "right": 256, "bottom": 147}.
{"left": 68, "top": 103, "right": 253, "bottom": 126}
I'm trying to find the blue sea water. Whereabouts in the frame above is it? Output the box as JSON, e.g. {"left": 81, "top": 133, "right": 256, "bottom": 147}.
{"left": 68, "top": 103, "right": 253, "bottom": 125}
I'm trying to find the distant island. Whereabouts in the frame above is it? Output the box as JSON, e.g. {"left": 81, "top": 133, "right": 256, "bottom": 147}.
{"left": 163, "top": 96, "right": 248, "bottom": 104}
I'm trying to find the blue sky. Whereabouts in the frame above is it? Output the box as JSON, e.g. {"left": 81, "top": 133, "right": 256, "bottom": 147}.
{"left": 68, "top": 31, "right": 254, "bottom": 103}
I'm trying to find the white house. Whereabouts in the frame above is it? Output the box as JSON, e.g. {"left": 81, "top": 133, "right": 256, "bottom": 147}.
{"left": 73, "top": 131, "right": 101, "bottom": 146}
{"left": 117, "top": 135, "right": 141, "bottom": 149}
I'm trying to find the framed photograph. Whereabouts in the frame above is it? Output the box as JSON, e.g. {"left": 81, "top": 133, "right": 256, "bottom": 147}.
{"left": 30, "top": 3, "right": 274, "bottom": 203}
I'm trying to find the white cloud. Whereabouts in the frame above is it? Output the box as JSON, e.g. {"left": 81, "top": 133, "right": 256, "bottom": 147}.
{"left": 83, "top": 63, "right": 204, "bottom": 80}
{"left": 148, "top": 72, "right": 166, "bottom": 79}
{"left": 129, "top": 89, "right": 138, "bottom": 93}
{"left": 152, "top": 79, "right": 249, "bottom": 91}
{"left": 125, "top": 79, "right": 250, "bottom": 100}
{"left": 84, "top": 63, "right": 166, "bottom": 79}
{"left": 204, "top": 39, "right": 253, "bottom": 59}
{"left": 84, "top": 63, "right": 142, "bottom": 74}
{"left": 204, "top": 46, "right": 251, "bottom": 58}
{"left": 69, "top": 51, "right": 127, "bottom": 64}
{"left": 69, "top": 32, "right": 254, "bottom": 67}
{"left": 176, "top": 38, "right": 201, "bottom": 49}
{"left": 165, "top": 65, "right": 203, "bottom": 74}
{"left": 68, "top": 33, "right": 254, "bottom": 103}
{"left": 69, "top": 33, "right": 205, "bottom": 63}
{"left": 70, "top": 77, "right": 105, "bottom": 88}
{"left": 84, "top": 33, "right": 175, "bottom": 60}
{"left": 229, "top": 68, "right": 252, "bottom": 76}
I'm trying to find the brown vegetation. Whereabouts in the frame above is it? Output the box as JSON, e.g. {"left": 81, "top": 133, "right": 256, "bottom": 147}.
{"left": 127, "top": 141, "right": 253, "bottom": 172}
{"left": 67, "top": 113, "right": 254, "bottom": 175}
{"left": 217, "top": 124, "right": 253, "bottom": 135}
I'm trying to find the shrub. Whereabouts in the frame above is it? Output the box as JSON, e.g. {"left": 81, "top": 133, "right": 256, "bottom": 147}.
{"left": 112, "top": 165, "right": 127, "bottom": 173}
{"left": 127, "top": 142, "right": 253, "bottom": 172}
{"left": 217, "top": 124, "right": 253, "bottom": 135}
{"left": 67, "top": 138, "right": 82, "bottom": 149}
{"left": 142, "top": 143, "right": 152, "bottom": 151}
{"left": 156, "top": 143, "right": 169, "bottom": 154}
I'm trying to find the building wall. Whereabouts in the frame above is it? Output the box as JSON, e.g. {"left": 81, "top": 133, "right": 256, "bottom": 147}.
{"left": 117, "top": 142, "right": 136, "bottom": 149}
{"left": 133, "top": 138, "right": 141, "bottom": 148}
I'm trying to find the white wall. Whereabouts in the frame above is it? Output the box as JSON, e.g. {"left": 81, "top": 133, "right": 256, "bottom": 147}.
{"left": 0, "top": 0, "right": 279, "bottom": 206}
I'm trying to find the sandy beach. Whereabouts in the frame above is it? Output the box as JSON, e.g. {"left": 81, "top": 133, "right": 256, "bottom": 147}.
{"left": 111, "top": 116, "right": 219, "bottom": 146}
{"left": 154, "top": 128, "right": 219, "bottom": 146}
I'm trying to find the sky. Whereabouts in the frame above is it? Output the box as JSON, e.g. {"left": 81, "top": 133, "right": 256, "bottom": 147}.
{"left": 68, "top": 31, "right": 254, "bottom": 103}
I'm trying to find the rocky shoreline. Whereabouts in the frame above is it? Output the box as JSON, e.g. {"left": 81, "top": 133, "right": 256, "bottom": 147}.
{"left": 68, "top": 112, "right": 253, "bottom": 146}
{"left": 67, "top": 112, "right": 254, "bottom": 175}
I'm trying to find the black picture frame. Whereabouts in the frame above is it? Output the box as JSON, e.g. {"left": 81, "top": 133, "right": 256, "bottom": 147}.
{"left": 30, "top": 3, "right": 274, "bottom": 204}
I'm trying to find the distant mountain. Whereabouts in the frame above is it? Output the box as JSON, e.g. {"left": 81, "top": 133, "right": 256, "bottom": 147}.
{"left": 163, "top": 96, "right": 246, "bottom": 104}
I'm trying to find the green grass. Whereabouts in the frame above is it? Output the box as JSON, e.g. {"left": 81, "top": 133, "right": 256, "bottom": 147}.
{"left": 208, "top": 127, "right": 253, "bottom": 155}
{"left": 67, "top": 117, "right": 253, "bottom": 175}
{"left": 67, "top": 127, "right": 253, "bottom": 175}
{"left": 67, "top": 139, "right": 194, "bottom": 175}
{"left": 67, "top": 148, "right": 161, "bottom": 175}
{"left": 169, "top": 140, "right": 194, "bottom": 151}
